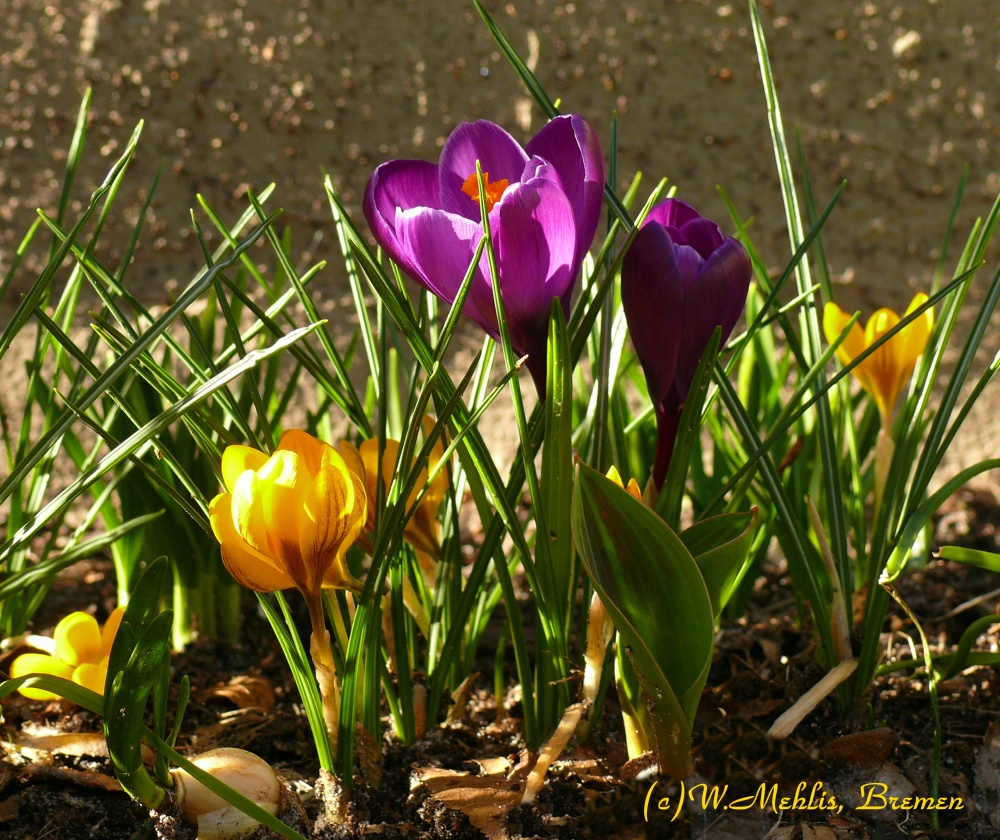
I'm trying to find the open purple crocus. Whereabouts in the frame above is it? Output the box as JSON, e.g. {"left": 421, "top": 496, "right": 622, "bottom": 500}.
{"left": 622, "top": 199, "right": 752, "bottom": 489}
{"left": 363, "top": 116, "right": 605, "bottom": 396}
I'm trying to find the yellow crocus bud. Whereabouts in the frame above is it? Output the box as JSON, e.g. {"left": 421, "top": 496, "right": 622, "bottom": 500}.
{"left": 823, "top": 293, "right": 933, "bottom": 427}
{"left": 356, "top": 416, "right": 450, "bottom": 567}
{"left": 54, "top": 611, "right": 102, "bottom": 666}
{"left": 605, "top": 465, "right": 642, "bottom": 501}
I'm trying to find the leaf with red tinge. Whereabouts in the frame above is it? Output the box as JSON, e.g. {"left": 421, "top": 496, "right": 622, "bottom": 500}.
{"left": 572, "top": 463, "right": 714, "bottom": 779}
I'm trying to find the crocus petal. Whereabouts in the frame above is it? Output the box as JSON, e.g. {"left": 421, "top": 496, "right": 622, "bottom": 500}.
{"left": 708, "top": 238, "right": 753, "bottom": 340}
{"left": 220, "top": 541, "right": 300, "bottom": 593}
{"left": 221, "top": 445, "right": 269, "bottom": 493}
{"left": 405, "top": 515, "right": 439, "bottom": 559}
{"left": 256, "top": 451, "right": 308, "bottom": 579}
{"left": 210, "top": 492, "right": 295, "bottom": 591}
{"left": 318, "top": 473, "right": 367, "bottom": 593}
{"left": 863, "top": 308, "right": 903, "bottom": 421}
{"left": 98, "top": 606, "right": 125, "bottom": 662}
{"left": 521, "top": 154, "right": 554, "bottom": 186}
{"left": 493, "top": 178, "right": 577, "bottom": 363}
{"left": 900, "top": 292, "right": 934, "bottom": 371}
{"left": 676, "top": 237, "right": 751, "bottom": 391}
{"left": 300, "top": 458, "right": 356, "bottom": 586}
{"left": 604, "top": 465, "right": 644, "bottom": 502}
{"left": 675, "top": 217, "right": 726, "bottom": 260}
{"left": 305, "top": 464, "right": 365, "bottom": 592}
{"left": 277, "top": 429, "right": 326, "bottom": 478}
{"left": 363, "top": 159, "right": 440, "bottom": 279}
{"left": 10, "top": 653, "right": 75, "bottom": 701}
{"left": 646, "top": 198, "right": 705, "bottom": 230}
{"left": 672, "top": 243, "right": 705, "bottom": 288}
{"left": 403, "top": 464, "right": 433, "bottom": 548}
{"left": 230, "top": 472, "right": 275, "bottom": 560}
{"left": 54, "top": 612, "right": 102, "bottom": 667}
{"left": 525, "top": 115, "right": 605, "bottom": 268}
{"left": 347, "top": 469, "right": 369, "bottom": 543}
{"left": 438, "top": 121, "right": 528, "bottom": 219}
{"left": 823, "top": 302, "right": 878, "bottom": 399}
{"left": 72, "top": 663, "right": 107, "bottom": 696}
{"left": 621, "top": 222, "right": 684, "bottom": 412}
{"left": 360, "top": 438, "right": 399, "bottom": 506}
{"left": 345, "top": 469, "right": 369, "bottom": 552}
{"left": 395, "top": 206, "right": 498, "bottom": 336}
{"left": 823, "top": 302, "right": 868, "bottom": 369}
{"left": 338, "top": 440, "right": 366, "bottom": 486}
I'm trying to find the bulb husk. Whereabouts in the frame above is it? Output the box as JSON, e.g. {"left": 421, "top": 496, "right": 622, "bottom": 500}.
{"left": 172, "top": 747, "right": 281, "bottom": 840}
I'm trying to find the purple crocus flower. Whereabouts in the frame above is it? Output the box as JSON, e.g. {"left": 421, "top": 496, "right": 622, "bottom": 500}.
{"left": 622, "top": 199, "right": 752, "bottom": 489}
{"left": 363, "top": 116, "right": 605, "bottom": 396}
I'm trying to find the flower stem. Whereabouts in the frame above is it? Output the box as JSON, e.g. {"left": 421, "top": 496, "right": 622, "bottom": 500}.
{"left": 578, "top": 592, "right": 613, "bottom": 741}
{"left": 652, "top": 406, "right": 681, "bottom": 490}
{"left": 307, "top": 594, "right": 342, "bottom": 759}
{"left": 615, "top": 643, "right": 653, "bottom": 759}
{"left": 873, "top": 425, "right": 894, "bottom": 518}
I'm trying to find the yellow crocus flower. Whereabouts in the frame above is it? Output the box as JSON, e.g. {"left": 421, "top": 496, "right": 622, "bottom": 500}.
{"left": 356, "top": 417, "right": 449, "bottom": 562}
{"left": 823, "top": 293, "right": 934, "bottom": 426}
{"left": 209, "top": 429, "right": 367, "bottom": 597}
{"left": 209, "top": 429, "right": 367, "bottom": 757}
{"left": 11, "top": 607, "right": 125, "bottom": 700}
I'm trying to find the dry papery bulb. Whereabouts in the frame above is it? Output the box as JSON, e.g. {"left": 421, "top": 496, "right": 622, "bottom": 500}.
{"left": 171, "top": 747, "right": 281, "bottom": 840}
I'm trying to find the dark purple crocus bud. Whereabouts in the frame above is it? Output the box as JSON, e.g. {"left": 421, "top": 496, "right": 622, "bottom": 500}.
{"left": 622, "top": 199, "right": 752, "bottom": 488}
{"left": 364, "top": 116, "right": 605, "bottom": 397}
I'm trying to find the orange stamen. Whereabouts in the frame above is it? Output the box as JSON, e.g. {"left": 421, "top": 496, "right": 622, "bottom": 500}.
{"left": 461, "top": 172, "right": 509, "bottom": 212}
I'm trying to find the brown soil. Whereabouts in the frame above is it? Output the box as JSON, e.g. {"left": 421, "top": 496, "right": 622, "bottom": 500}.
{"left": 3, "top": 491, "right": 1000, "bottom": 838}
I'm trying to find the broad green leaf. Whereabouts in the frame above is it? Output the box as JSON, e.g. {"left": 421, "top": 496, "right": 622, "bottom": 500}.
{"left": 105, "top": 609, "right": 173, "bottom": 807}
{"left": 572, "top": 463, "right": 714, "bottom": 779}
{"left": 680, "top": 509, "right": 760, "bottom": 617}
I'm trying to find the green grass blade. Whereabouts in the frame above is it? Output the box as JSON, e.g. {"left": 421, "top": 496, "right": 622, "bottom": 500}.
{"left": 713, "top": 366, "right": 833, "bottom": 658}
{"left": 1, "top": 323, "right": 320, "bottom": 563}
{"left": 0, "top": 121, "right": 143, "bottom": 359}
{"left": 0, "top": 213, "right": 276, "bottom": 505}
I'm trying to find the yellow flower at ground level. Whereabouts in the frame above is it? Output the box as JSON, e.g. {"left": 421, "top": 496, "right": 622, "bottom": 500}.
{"left": 209, "top": 429, "right": 367, "bottom": 597}
{"left": 10, "top": 607, "right": 125, "bottom": 700}
{"left": 823, "top": 293, "right": 934, "bottom": 425}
